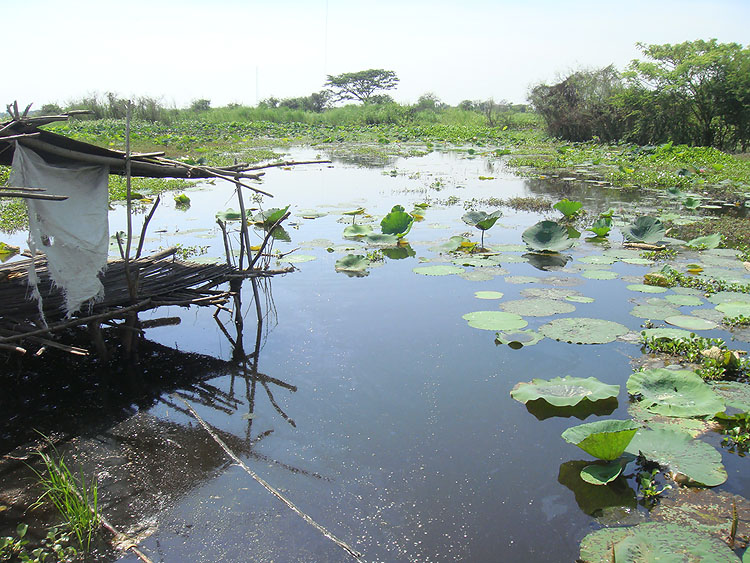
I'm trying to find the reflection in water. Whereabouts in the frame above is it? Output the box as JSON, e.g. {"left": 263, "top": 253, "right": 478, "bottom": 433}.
{"left": 558, "top": 460, "right": 636, "bottom": 517}
{"left": 525, "top": 397, "right": 618, "bottom": 421}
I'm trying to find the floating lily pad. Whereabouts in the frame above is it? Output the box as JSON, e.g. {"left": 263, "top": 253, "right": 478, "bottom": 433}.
{"left": 343, "top": 224, "right": 373, "bottom": 237}
{"left": 562, "top": 419, "right": 640, "bottom": 461}
{"left": 672, "top": 287, "right": 705, "bottom": 296}
{"left": 462, "top": 311, "right": 528, "bottom": 331}
{"left": 710, "top": 381, "right": 750, "bottom": 411}
{"left": 620, "top": 257, "right": 654, "bottom": 265}
{"left": 580, "top": 461, "right": 625, "bottom": 485}
{"left": 686, "top": 233, "right": 722, "bottom": 250}
{"left": 334, "top": 255, "right": 370, "bottom": 276}
{"left": 495, "top": 329, "right": 543, "bottom": 349}
{"left": 627, "top": 284, "right": 669, "bottom": 294}
{"left": 579, "top": 255, "right": 617, "bottom": 265}
{"left": 474, "top": 290, "right": 504, "bottom": 300}
{"left": 500, "top": 298, "right": 576, "bottom": 317}
{"left": 491, "top": 244, "right": 527, "bottom": 252}
{"left": 666, "top": 294, "right": 703, "bottom": 307}
{"left": 625, "top": 428, "right": 727, "bottom": 486}
{"left": 707, "top": 291, "right": 750, "bottom": 305}
{"left": 216, "top": 208, "right": 242, "bottom": 221}
{"left": 565, "top": 295, "right": 594, "bottom": 303}
{"left": 664, "top": 315, "right": 718, "bottom": 330}
{"left": 511, "top": 376, "right": 619, "bottom": 407}
{"left": 452, "top": 256, "right": 498, "bottom": 267}
{"left": 522, "top": 220, "right": 574, "bottom": 252}
{"left": 629, "top": 303, "right": 681, "bottom": 320}
{"left": 628, "top": 401, "right": 719, "bottom": 437}
{"left": 413, "top": 265, "right": 465, "bottom": 276}
{"left": 430, "top": 235, "right": 471, "bottom": 253}
{"left": 297, "top": 209, "right": 327, "bottom": 219}
{"left": 365, "top": 233, "right": 400, "bottom": 246}
{"left": 522, "top": 288, "right": 581, "bottom": 300}
{"left": 579, "top": 522, "right": 739, "bottom": 562}
{"left": 539, "top": 318, "right": 629, "bottom": 344}
{"left": 716, "top": 301, "right": 750, "bottom": 317}
{"left": 582, "top": 269, "right": 619, "bottom": 280}
{"left": 490, "top": 254, "right": 527, "bottom": 264}
{"left": 622, "top": 216, "right": 666, "bottom": 244}
{"left": 460, "top": 269, "right": 499, "bottom": 281}
{"left": 627, "top": 368, "right": 725, "bottom": 418}
{"left": 283, "top": 254, "right": 317, "bottom": 264}
{"left": 504, "top": 275, "right": 541, "bottom": 284}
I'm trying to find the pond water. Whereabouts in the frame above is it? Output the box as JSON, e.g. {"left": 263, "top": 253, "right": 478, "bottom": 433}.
{"left": 3, "top": 148, "right": 749, "bottom": 562}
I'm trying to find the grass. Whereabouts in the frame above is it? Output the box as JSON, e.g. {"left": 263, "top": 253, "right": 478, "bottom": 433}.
{"left": 31, "top": 445, "right": 99, "bottom": 552}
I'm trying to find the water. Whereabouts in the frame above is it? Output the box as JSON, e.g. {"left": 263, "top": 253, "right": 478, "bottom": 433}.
{"left": 2, "top": 148, "right": 748, "bottom": 562}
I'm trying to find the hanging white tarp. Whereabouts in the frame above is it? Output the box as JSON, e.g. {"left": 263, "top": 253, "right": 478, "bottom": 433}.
{"left": 10, "top": 143, "right": 110, "bottom": 317}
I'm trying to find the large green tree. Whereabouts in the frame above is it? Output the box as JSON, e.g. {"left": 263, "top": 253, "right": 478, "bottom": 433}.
{"left": 324, "top": 69, "right": 399, "bottom": 103}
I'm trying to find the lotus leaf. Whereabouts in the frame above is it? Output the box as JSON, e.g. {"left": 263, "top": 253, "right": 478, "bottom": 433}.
{"left": 500, "top": 298, "right": 575, "bottom": 317}
{"left": 580, "top": 461, "right": 624, "bottom": 485}
{"left": 504, "top": 275, "right": 541, "bottom": 284}
{"left": 565, "top": 295, "right": 594, "bottom": 303}
{"left": 558, "top": 461, "right": 636, "bottom": 517}
{"left": 664, "top": 315, "right": 717, "bottom": 331}
{"left": 627, "top": 283, "right": 668, "bottom": 294}
{"left": 521, "top": 221, "right": 574, "bottom": 252}
{"left": 381, "top": 246, "right": 415, "bottom": 260}
{"left": 579, "top": 255, "right": 616, "bottom": 265}
{"left": 254, "top": 205, "right": 290, "bottom": 227}
{"left": 539, "top": 318, "right": 629, "bottom": 344}
{"left": 475, "top": 291, "right": 504, "bottom": 300}
{"left": 495, "top": 329, "right": 543, "bottom": 348}
{"left": 216, "top": 208, "right": 242, "bottom": 221}
{"left": 686, "top": 233, "right": 722, "bottom": 250}
{"left": 711, "top": 381, "right": 750, "bottom": 411}
{"left": 364, "top": 233, "right": 400, "bottom": 246}
{"left": 343, "top": 224, "right": 373, "bottom": 237}
{"left": 491, "top": 244, "right": 527, "bottom": 252}
{"left": 461, "top": 210, "right": 502, "bottom": 231}
{"left": 562, "top": 419, "right": 640, "bottom": 461}
{"left": 460, "top": 269, "right": 497, "bottom": 281}
{"left": 490, "top": 254, "right": 527, "bottom": 264}
{"left": 522, "top": 288, "right": 581, "bottom": 300}
{"left": 413, "top": 265, "right": 465, "bottom": 276}
{"left": 297, "top": 209, "right": 327, "bottom": 219}
{"left": 283, "top": 254, "right": 317, "bottom": 264}
{"left": 452, "top": 256, "right": 498, "bottom": 267}
{"left": 462, "top": 311, "right": 527, "bottom": 331}
{"left": 588, "top": 217, "right": 612, "bottom": 237}
{"left": 342, "top": 207, "right": 365, "bottom": 216}
{"left": 628, "top": 401, "right": 719, "bottom": 437}
{"left": 708, "top": 291, "right": 750, "bottom": 305}
{"left": 582, "top": 269, "right": 619, "bottom": 280}
{"left": 665, "top": 294, "right": 703, "bottom": 307}
{"left": 625, "top": 428, "right": 727, "bottom": 486}
{"left": 431, "top": 236, "right": 471, "bottom": 253}
{"left": 629, "top": 303, "right": 681, "bottom": 320}
{"left": 627, "top": 368, "right": 725, "bottom": 418}
{"left": 174, "top": 193, "right": 190, "bottom": 205}
{"left": 622, "top": 216, "right": 666, "bottom": 244}
{"left": 684, "top": 196, "right": 702, "bottom": 209}
{"left": 553, "top": 198, "right": 583, "bottom": 218}
{"left": 579, "top": 522, "right": 739, "bottom": 562}
{"left": 380, "top": 205, "right": 414, "bottom": 237}
{"left": 334, "top": 255, "right": 369, "bottom": 275}
{"left": 510, "top": 376, "right": 619, "bottom": 407}
{"left": 620, "top": 257, "right": 654, "bottom": 265}
{"left": 716, "top": 301, "right": 750, "bottom": 317}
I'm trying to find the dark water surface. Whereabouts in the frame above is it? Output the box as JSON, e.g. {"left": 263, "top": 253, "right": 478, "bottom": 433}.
{"left": 3, "top": 149, "right": 748, "bottom": 562}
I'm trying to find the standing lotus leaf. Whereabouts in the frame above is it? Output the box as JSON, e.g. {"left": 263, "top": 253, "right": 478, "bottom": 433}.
{"left": 510, "top": 376, "right": 619, "bottom": 407}
{"left": 686, "top": 233, "right": 722, "bottom": 250}
{"left": 380, "top": 205, "right": 414, "bottom": 238}
{"left": 521, "top": 221, "right": 574, "bottom": 252}
{"left": 561, "top": 419, "right": 640, "bottom": 461}
{"left": 588, "top": 217, "right": 613, "bottom": 238}
{"left": 625, "top": 428, "right": 727, "bottom": 486}
{"left": 627, "top": 368, "right": 725, "bottom": 418}
{"left": 462, "top": 210, "right": 502, "bottom": 248}
{"left": 622, "top": 216, "right": 666, "bottom": 244}
{"left": 553, "top": 199, "right": 583, "bottom": 218}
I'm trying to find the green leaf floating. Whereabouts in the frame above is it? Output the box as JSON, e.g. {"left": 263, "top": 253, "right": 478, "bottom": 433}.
{"left": 664, "top": 315, "right": 717, "bottom": 330}
{"left": 334, "top": 255, "right": 369, "bottom": 275}
{"left": 522, "top": 220, "right": 574, "bottom": 252}
{"left": 380, "top": 205, "right": 414, "bottom": 238}
{"left": 495, "top": 329, "right": 543, "bottom": 348}
{"left": 462, "top": 210, "right": 502, "bottom": 231}
{"left": 622, "top": 216, "right": 666, "bottom": 244}
{"left": 474, "top": 290, "right": 504, "bottom": 300}
{"left": 500, "top": 298, "right": 575, "bottom": 317}
{"left": 579, "top": 522, "right": 739, "bottom": 562}
{"left": 216, "top": 208, "right": 242, "bottom": 221}
{"left": 627, "top": 368, "right": 725, "bottom": 418}
{"left": 625, "top": 428, "right": 727, "bottom": 486}
{"left": 462, "top": 311, "right": 527, "bottom": 331}
{"left": 716, "top": 301, "right": 750, "bottom": 317}
{"left": 413, "top": 265, "right": 465, "bottom": 276}
{"left": 710, "top": 381, "right": 750, "bottom": 411}
{"left": 364, "top": 233, "right": 400, "bottom": 246}
{"left": 553, "top": 198, "right": 583, "bottom": 217}
{"left": 539, "top": 317, "right": 629, "bottom": 344}
{"left": 510, "top": 376, "right": 619, "bottom": 407}
{"left": 343, "top": 224, "right": 373, "bottom": 237}
{"left": 686, "top": 233, "right": 722, "bottom": 250}
{"left": 562, "top": 419, "right": 640, "bottom": 461}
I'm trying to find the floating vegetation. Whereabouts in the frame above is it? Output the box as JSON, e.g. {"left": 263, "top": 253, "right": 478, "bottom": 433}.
{"left": 582, "top": 269, "right": 619, "bottom": 280}
{"left": 622, "top": 216, "right": 666, "bottom": 244}
{"left": 413, "top": 264, "right": 465, "bottom": 276}
{"left": 461, "top": 210, "right": 502, "bottom": 249}
{"left": 495, "top": 329, "right": 544, "bottom": 349}
{"left": 474, "top": 290, "right": 504, "bottom": 300}
{"left": 686, "top": 233, "right": 723, "bottom": 250}
{"left": 539, "top": 317, "right": 629, "bottom": 345}
{"left": 664, "top": 315, "right": 718, "bottom": 331}
{"left": 334, "top": 254, "right": 370, "bottom": 276}
{"left": 510, "top": 376, "right": 619, "bottom": 408}
{"left": 462, "top": 311, "right": 528, "bottom": 331}
{"left": 521, "top": 220, "right": 574, "bottom": 252}
{"left": 283, "top": 254, "right": 317, "bottom": 264}
{"left": 627, "top": 368, "right": 725, "bottom": 418}
{"left": 553, "top": 198, "right": 583, "bottom": 219}
{"left": 500, "top": 297, "right": 576, "bottom": 317}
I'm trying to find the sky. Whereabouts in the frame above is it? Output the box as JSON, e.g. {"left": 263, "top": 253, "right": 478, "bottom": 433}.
{"left": 7, "top": 0, "right": 749, "bottom": 110}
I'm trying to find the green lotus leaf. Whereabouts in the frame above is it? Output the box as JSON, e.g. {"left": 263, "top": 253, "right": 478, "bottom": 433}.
{"left": 627, "top": 401, "right": 718, "bottom": 437}
{"left": 268, "top": 226, "right": 291, "bottom": 242}
{"left": 579, "top": 255, "right": 616, "bottom": 265}
{"left": 462, "top": 210, "right": 502, "bottom": 231}
{"left": 622, "top": 216, "right": 666, "bottom": 244}
{"left": 174, "top": 193, "right": 190, "bottom": 205}
{"left": 504, "top": 275, "right": 541, "bottom": 284}
{"left": 664, "top": 315, "right": 717, "bottom": 331}
{"left": 579, "top": 522, "right": 739, "bottom": 562}
{"left": 510, "top": 376, "right": 619, "bottom": 407}
{"left": 381, "top": 245, "right": 415, "bottom": 260}
{"left": 627, "top": 368, "right": 725, "bottom": 418}
{"left": 539, "top": 317, "right": 629, "bottom": 345}
{"left": 562, "top": 419, "right": 640, "bottom": 460}
{"left": 716, "top": 301, "right": 750, "bottom": 317}
{"left": 413, "top": 265, "right": 465, "bottom": 276}
{"left": 495, "top": 329, "right": 543, "bottom": 348}
{"left": 588, "top": 217, "right": 613, "bottom": 237}
{"left": 283, "top": 254, "right": 317, "bottom": 264}
{"left": 254, "top": 205, "right": 290, "bottom": 227}
{"left": 342, "top": 207, "right": 365, "bottom": 216}
{"left": 665, "top": 294, "right": 703, "bottom": 307}
{"left": 684, "top": 196, "right": 703, "bottom": 209}
{"left": 627, "top": 283, "right": 668, "bottom": 294}
{"left": 565, "top": 295, "right": 594, "bottom": 303}
{"left": 686, "top": 233, "right": 722, "bottom": 250}
{"left": 343, "top": 224, "right": 373, "bottom": 237}
{"left": 297, "top": 208, "right": 327, "bottom": 219}
{"left": 625, "top": 428, "right": 728, "bottom": 486}
{"left": 474, "top": 291, "right": 504, "bottom": 300}
{"left": 580, "top": 461, "right": 624, "bottom": 485}
{"left": 582, "top": 269, "right": 619, "bottom": 280}
{"left": 364, "top": 233, "right": 400, "bottom": 246}
{"left": 462, "top": 311, "right": 528, "bottom": 331}
{"left": 500, "top": 298, "right": 576, "bottom": 317}
{"left": 630, "top": 303, "right": 681, "bottom": 320}
{"left": 380, "top": 205, "right": 414, "bottom": 237}
{"left": 334, "top": 254, "right": 369, "bottom": 274}
{"left": 460, "top": 268, "right": 502, "bottom": 281}
{"left": 707, "top": 291, "right": 750, "bottom": 305}
{"left": 553, "top": 198, "right": 583, "bottom": 218}
{"left": 523, "top": 252, "right": 571, "bottom": 271}
{"left": 430, "top": 235, "right": 471, "bottom": 253}
{"left": 216, "top": 208, "right": 242, "bottom": 221}
{"left": 522, "top": 220, "right": 574, "bottom": 252}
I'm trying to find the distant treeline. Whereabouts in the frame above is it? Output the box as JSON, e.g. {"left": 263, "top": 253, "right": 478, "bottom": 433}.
{"left": 36, "top": 93, "right": 537, "bottom": 130}
{"left": 529, "top": 39, "right": 750, "bottom": 152}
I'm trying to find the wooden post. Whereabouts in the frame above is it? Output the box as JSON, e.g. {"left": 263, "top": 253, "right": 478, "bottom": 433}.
{"left": 234, "top": 176, "right": 254, "bottom": 270}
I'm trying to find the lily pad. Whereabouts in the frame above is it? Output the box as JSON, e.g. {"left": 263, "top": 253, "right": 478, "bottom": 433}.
{"left": 430, "top": 235, "right": 471, "bottom": 253}
{"left": 495, "top": 329, "right": 543, "bottom": 349}
{"left": 504, "top": 275, "right": 541, "bottom": 284}
{"left": 413, "top": 265, "right": 465, "bottom": 276}
{"left": 707, "top": 292, "right": 750, "bottom": 306}
{"left": 565, "top": 295, "right": 594, "bottom": 303}
{"left": 625, "top": 428, "right": 727, "bottom": 486}
{"left": 334, "top": 255, "right": 370, "bottom": 276}
{"left": 500, "top": 298, "right": 576, "bottom": 317}
{"left": 539, "top": 318, "right": 629, "bottom": 344}
{"left": 490, "top": 254, "right": 528, "bottom": 264}
{"left": 628, "top": 401, "right": 719, "bottom": 437}
{"left": 622, "top": 216, "right": 666, "bottom": 244}
{"left": 460, "top": 269, "right": 499, "bottom": 281}
{"left": 664, "top": 315, "right": 718, "bottom": 330}
{"left": 462, "top": 311, "right": 528, "bottom": 331}
{"left": 666, "top": 294, "right": 703, "bottom": 307}
{"left": 522, "top": 287, "right": 581, "bottom": 300}
{"left": 343, "top": 224, "right": 373, "bottom": 237}
{"left": 629, "top": 303, "right": 681, "bottom": 320}
{"left": 716, "top": 301, "right": 750, "bottom": 317}
{"left": 562, "top": 419, "right": 640, "bottom": 461}
{"left": 627, "top": 368, "right": 725, "bottom": 418}
{"left": 579, "top": 522, "right": 739, "bottom": 562}
{"left": 510, "top": 376, "right": 619, "bottom": 407}
{"left": 686, "top": 233, "right": 722, "bottom": 250}
{"left": 216, "top": 208, "right": 242, "bottom": 221}
{"left": 582, "top": 269, "right": 619, "bottom": 280}
{"left": 283, "top": 254, "right": 317, "bottom": 264}
{"left": 474, "top": 290, "right": 504, "bottom": 300}
{"left": 522, "top": 220, "right": 574, "bottom": 252}
{"left": 579, "top": 255, "right": 616, "bottom": 265}
{"left": 365, "top": 233, "right": 400, "bottom": 246}
{"left": 627, "top": 284, "right": 669, "bottom": 294}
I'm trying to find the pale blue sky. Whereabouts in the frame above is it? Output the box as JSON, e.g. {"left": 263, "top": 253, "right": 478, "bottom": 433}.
{"left": 8, "top": 0, "right": 749, "bottom": 109}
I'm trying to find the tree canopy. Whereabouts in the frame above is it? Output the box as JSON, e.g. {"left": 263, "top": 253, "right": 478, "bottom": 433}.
{"left": 324, "top": 69, "right": 399, "bottom": 104}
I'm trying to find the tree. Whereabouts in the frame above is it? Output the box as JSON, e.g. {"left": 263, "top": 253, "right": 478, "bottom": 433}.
{"left": 324, "top": 69, "right": 399, "bottom": 104}
{"left": 190, "top": 99, "right": 211, "bottom": 111}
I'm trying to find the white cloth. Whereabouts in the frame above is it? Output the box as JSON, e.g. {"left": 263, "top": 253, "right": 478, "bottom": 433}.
{"left": 10, "top": 143, "right": 110, "bottom": 317}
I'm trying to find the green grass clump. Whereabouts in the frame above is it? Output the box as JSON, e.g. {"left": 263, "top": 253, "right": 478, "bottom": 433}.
{"left": 641, "top": 333, "right": 748, "bottom": 380}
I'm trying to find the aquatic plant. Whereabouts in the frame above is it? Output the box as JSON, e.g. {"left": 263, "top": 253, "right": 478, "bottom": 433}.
{"left": 461, "top": 210, "right": 502, "bottom": 249}
{"left": 521, "top": 220, "right": 574, "bottom": 252}
{"left": 511, "top": 376, "right": 619, "bottom": 407}
{"left": 622, "top": 216, "right": 666, "bottom": 244}
{"left": 380, "top": 205, "right": 414, "bottom": 238}
{"left": 553, "top": 198, "right": 582, "bottom": 219}
{"left": 587, "top": 217, "right": 612, "bottom": 238}
{"left": 627, "top": 368, "right": 726, "bottom": 417}
{"left": 715, "top": 412, "right": 750, "bottom": 456}
{"left": 685, "top": 233, "right": 722, "bottom": 250}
